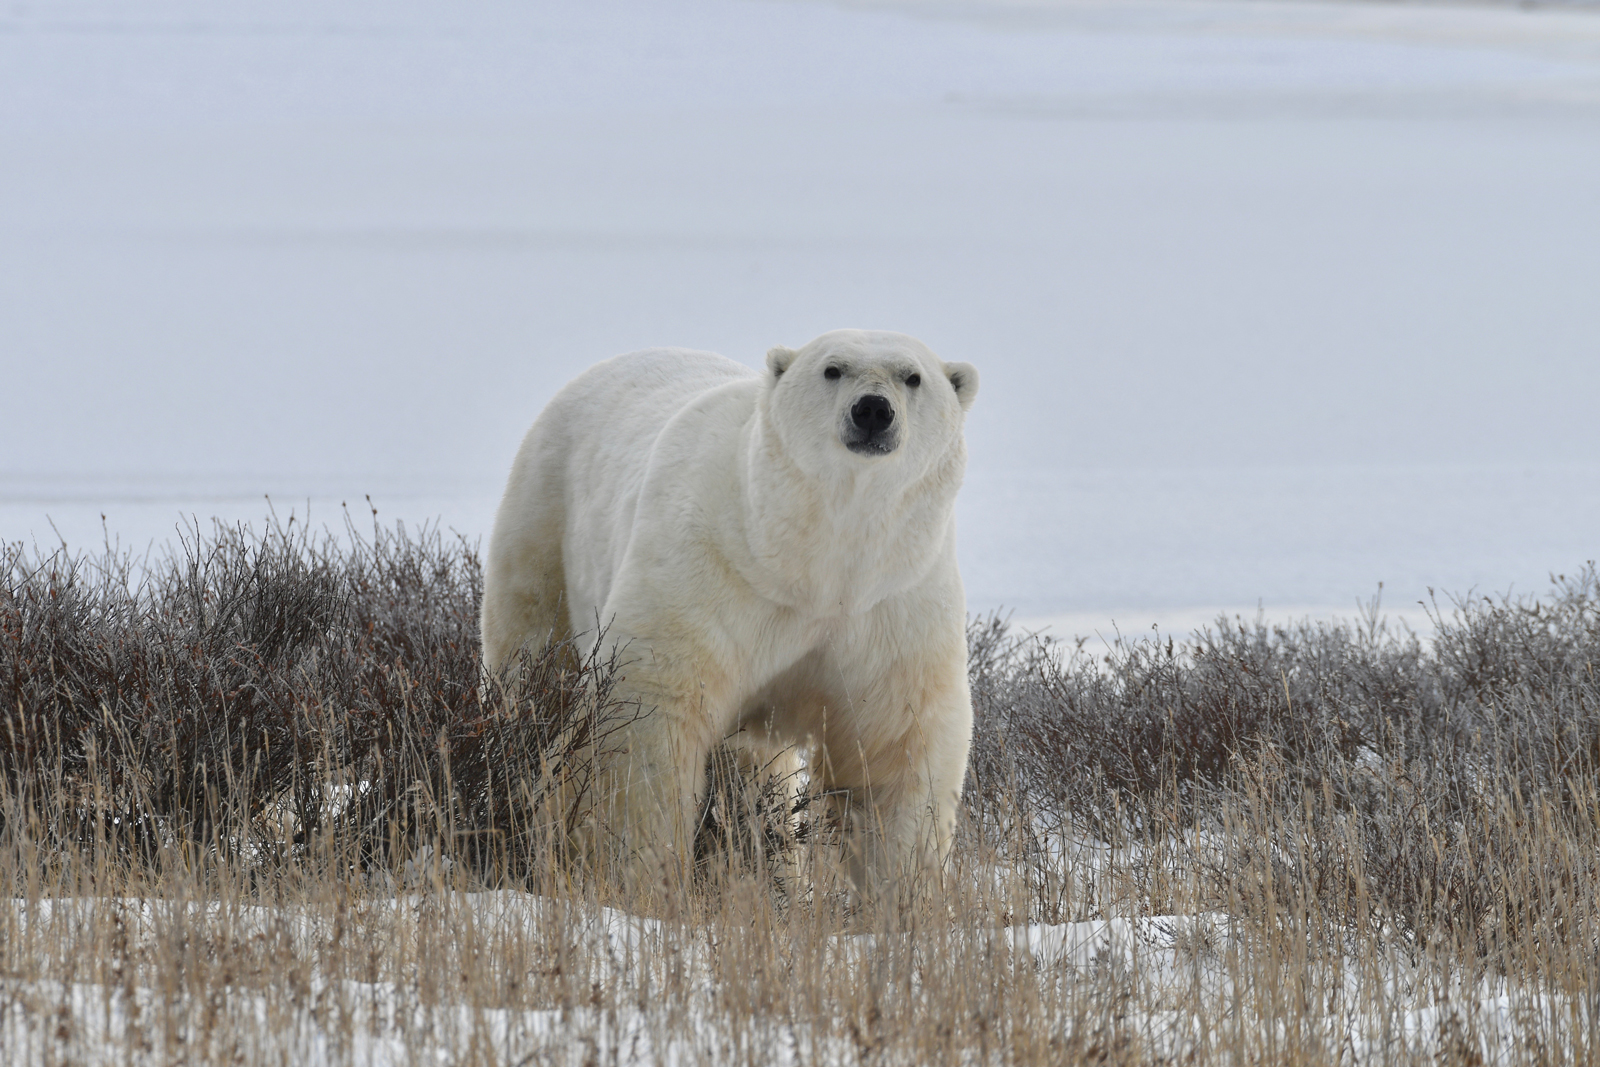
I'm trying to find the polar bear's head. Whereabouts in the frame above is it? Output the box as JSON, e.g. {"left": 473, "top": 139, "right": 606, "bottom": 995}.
{"left": 763, "top": 330, "right": 978, "bottom": 479}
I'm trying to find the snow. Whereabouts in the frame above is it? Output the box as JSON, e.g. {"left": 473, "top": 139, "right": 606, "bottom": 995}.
{"left": 3, "top": 0, "right": 1599, "bottom": 636}
{"left": 4, "top": 891, "right": 1584, "bottom": 1064}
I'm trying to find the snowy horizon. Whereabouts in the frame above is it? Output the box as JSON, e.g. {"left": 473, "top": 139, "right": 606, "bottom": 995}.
{"left": 3, "top": 0, "right": 1598, "bottom": 641}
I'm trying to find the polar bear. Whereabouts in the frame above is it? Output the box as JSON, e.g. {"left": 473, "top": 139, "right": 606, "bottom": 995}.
{"left": 481, "top": 329, "right": 978, "bottom": 897}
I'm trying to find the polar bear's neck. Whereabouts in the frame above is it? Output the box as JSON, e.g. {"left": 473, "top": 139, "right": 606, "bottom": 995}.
{"left": 734, "top": 416, "right": 964, "bottom": 619}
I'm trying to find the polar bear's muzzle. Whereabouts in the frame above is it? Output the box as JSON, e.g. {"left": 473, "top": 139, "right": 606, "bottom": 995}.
{"left": 843, "top": 393, "right": 900, "bottom": 455}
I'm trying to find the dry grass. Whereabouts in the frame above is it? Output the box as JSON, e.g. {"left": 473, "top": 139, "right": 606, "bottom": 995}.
{"left": 2, "top": 517, "right": 1597, "bottom": 1064}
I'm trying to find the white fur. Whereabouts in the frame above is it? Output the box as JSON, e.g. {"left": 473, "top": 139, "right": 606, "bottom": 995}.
{"left": 481, "top": 329, "right": 979, "bottom": 894}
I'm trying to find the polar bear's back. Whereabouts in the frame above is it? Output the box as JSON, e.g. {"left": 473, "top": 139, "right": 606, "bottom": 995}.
{"left": 486, "top": 349, "right": 756, "bottom": 652}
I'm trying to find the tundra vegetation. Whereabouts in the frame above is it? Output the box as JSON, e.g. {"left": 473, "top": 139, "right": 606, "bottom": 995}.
{"left": 2, "top": 514, "right": 1597, "bottom": 1064}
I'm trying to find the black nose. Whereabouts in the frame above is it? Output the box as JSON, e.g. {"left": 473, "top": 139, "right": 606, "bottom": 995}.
{"left": 851, "top": 394, "right": 895, "bottom": 434}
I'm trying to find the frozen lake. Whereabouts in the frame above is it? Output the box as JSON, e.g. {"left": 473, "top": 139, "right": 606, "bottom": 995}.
{"left": 3, "top": 0, "right": 1598, "bottom": 641}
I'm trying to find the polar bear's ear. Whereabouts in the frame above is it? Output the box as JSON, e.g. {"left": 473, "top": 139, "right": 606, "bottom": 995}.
{"left": 945, "top": 361, "right": 979, "bottom": 411}
{"left": 766, "top": 346, "right": 797, "bottom": 379}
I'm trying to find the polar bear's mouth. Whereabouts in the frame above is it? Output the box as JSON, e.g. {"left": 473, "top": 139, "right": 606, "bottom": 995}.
{"left": 845, "top": 436, "right": 899, "bottom": 455}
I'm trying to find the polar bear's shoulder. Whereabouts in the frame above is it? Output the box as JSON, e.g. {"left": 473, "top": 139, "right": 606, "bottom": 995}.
{"left": 556, "top": 348, "right": 756, "bottom": 410}
{"left": 534, "top": 348, "right": 760, "bottom": 499}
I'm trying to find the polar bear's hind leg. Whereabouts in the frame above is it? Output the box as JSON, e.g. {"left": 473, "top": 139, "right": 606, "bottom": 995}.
{"left": 481, "top": 444, "right": 573, "bottom": 679}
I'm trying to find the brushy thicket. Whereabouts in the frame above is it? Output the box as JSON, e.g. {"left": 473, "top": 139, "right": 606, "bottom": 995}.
{"left": 967, "top": 568, "right": 1600, "bottom": 958}
{"left": 0, "top": 514, "right": 635, "bottom": 890}
{"left": 4, "top": 516, "right": 1598, "bottom": 961}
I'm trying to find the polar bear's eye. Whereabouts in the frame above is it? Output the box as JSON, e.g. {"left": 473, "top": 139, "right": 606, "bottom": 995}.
{"left": 906, "top": 373, "right": 921, "bottom": 388}
{"left": 824, "top": 367, "right": 842, "bottom": 381}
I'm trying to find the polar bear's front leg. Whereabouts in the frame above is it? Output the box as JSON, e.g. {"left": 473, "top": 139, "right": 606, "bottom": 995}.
{"left": 825, "top": 636, "right": 974, "bottom": 896}
{"left": 585, "top": 632, "right": 729, "bottom": 896}
{"left": 846, "top": 751, "right": 966, "bottom": 896}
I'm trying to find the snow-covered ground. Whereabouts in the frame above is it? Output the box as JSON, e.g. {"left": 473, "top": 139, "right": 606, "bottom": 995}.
{"left": 4, "top": 890, "right": 1582, "bottom": 1065}
{"left": 3, "top": 0, "right": 1599, "bottom": 642}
